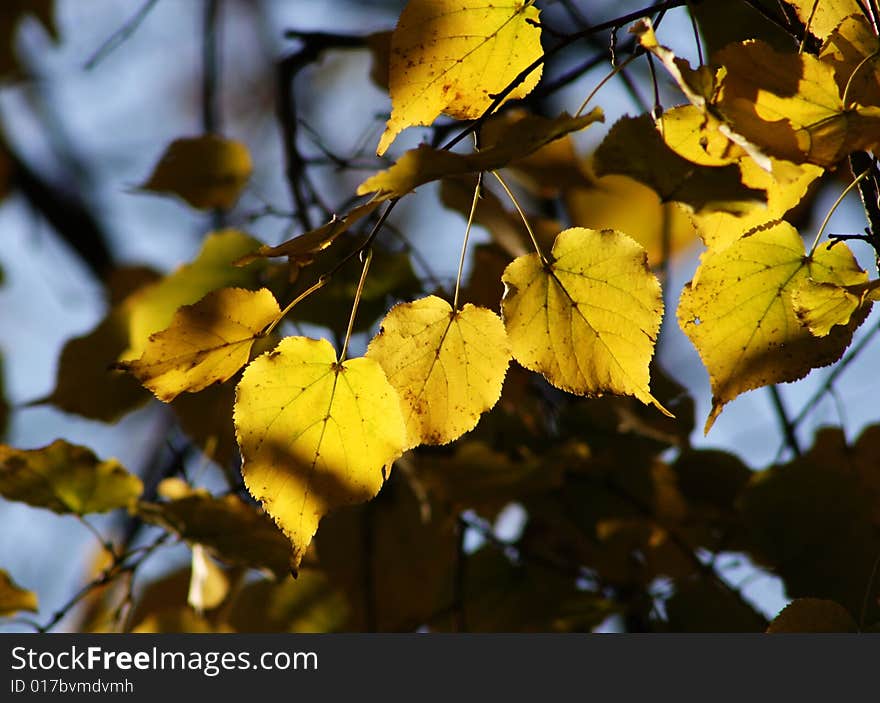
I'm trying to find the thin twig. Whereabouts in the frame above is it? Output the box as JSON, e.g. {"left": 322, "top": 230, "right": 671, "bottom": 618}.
{"left": 767, "top": 385, "right": 802, "bottom": 457}
{"left": 84, "top": 0, "right": 161, "bottom": 70}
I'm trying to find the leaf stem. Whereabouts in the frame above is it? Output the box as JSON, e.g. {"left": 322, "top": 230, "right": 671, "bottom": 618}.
{"left": 842, "top": 50, "right": 880, "bottom": 107}
{"left": 492, "top": 170, "right": 547, "bottom": 264}
{"left": 339, "top": 247, "right": 373, "bottom": 362}
{"left": 809, "top": 168, "right": 872, "bottom": 254}
{"left": 263, "top": 278, "right": 327, "bottom": 337}
{"left": 575, "top": 54, "right": 638, "bottom": 117}
{"left": 453, "top": 172, "right": 483, "bottom": 310}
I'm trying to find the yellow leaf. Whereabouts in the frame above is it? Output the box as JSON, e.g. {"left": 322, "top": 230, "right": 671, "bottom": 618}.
{"left": 140, "top": 135, "right": 252, "bottom": 210}
{"left": 0, "top": 439, "right": 143, "bottom": 514}
{"left": 234, "top": 337, "right": 407, "bottom": 572}
{"left": 500, "top": 227, "right": 669, "bottom": 414}
{"left": 658, "top": 104, "right": 743, "bottom": 167}
{"left": 137, "top": 487, "right": 293, "bottom": 579}
{"left": 678, "top": 223, "right": 868, "bottom": 432}
{"left": 234, "top": 201, "right": 381, "bottom": 267}
{"left": 716, "top": 40, "right": 880, "bottom": 167}
{"left": 819, "top": 14, "right": 880, "bottom": 106}
{"left": 124, "top": 229, "right": 263, "bottom": 359}
{"left": 366, "top": 295, "right": 510, "bottom": 447}
{"left": 0, "top": 569, "right": 38, "bottom": 616}
{"left": 360, "top": 110, "right": 603, "bottom": 199}
{"left": 564, "top": 169, "right": 698, "bottom": 266}
{"left": 593, "top": 115, "right": 766, "bottom": 214}
{"left": 791, "top": 276, "right": 880, "bottom": 336}
{"left": 693, "top": 161, "right": 823, "bottom": 251}
{"left": 786, "top": 0, "right": 865, "bottom": 41}
{"left": 118, "top": 288, "right": 280, "bottom": 402}
{"left": 377, "top": 0, "right": 543, "bottom": 155}
{"left": 659, "top": 106, "right": 823, "bottom": 253}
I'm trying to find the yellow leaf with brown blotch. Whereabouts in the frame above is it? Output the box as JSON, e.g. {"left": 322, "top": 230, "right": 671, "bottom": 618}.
{"left": 377, "top": 0, "right": 543, "bottom": 155}
{"left": 118, "top": 288, "right": 280, "bottom": 403}
{"left": 678, "top": 223, "right": 869, "bottom": 432}
{"left": 366, "top": 296, "right": 510, "bottom": 448}
{"left": 234, "top": 337, "right": 406, "bottom": 573}
{"left": 501, "top": 227, "right": 669, "bottom": 415}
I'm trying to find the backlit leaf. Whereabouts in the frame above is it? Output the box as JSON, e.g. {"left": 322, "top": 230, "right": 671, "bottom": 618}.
{"left": 0, "top": 569, "right": 38, "bottom": 616}
{"left": 360, "top": 111, "right": 603, "bottom": 199}
{"left": 658, "top": 105, "right": 824, "bottom": 251}
{"left": 377, "top": 0, "right": 543, "bottom": 155}
{"left": 123, "top": 229, "right": 264, "bottom": 359}
{"left": 140, "top": 135, "right": 252, "bottom": 210}
{"left": 118, "top": 287, "right": 280, "bottom": 402}
{"left": 678, "top": 223, "right": 868, "bottom": 432}
{"left": 366, "top": 295, "right": 510, "bottom": 447}
{"left": 767, "top": 598, "right": 858, "bottom": 632}
{"left": 819, "top": 14, "right": 880, "bottom": 106}
{"left": 0, "top": 440, "right": 142, "bottom": 515}
{"left": 138, "top": 484, "right": 293, "bottom": 579}
{"left": 564, "top": 170, "right": 698, "bottom": 266}
{"left": 715, "top": 40, "right": 880, "bottom": 167}
{"left": 234, "top": 336, "right": 407, "bottom": 572}
{"left": 786, "top": 0, "right": 865, "bottom": 41}
{"left": 593, "top": 115, "right": 766, "bottom": 214}
{"left": 791, "top": 276, "right": 880, "bottom": 336}
{"left": 501, "top": 227, "right": 669, "bottom": 415}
